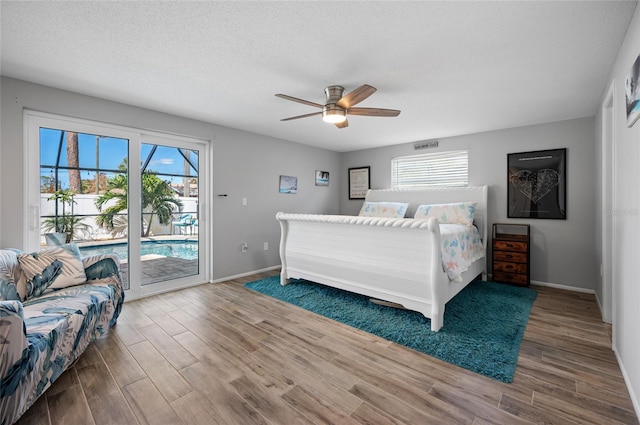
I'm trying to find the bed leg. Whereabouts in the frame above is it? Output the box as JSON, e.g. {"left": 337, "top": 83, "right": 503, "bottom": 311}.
{"left": 280, "top": 272, "right": 290, "bottom": 286}
{"left": 431, "top": 314, "right": 443, "bottom": 332}
{"left": 430, "top": 303, "right": 444, "bottom": 332}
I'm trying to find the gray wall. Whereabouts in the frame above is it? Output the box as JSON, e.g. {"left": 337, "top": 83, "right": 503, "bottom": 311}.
{"left": 0, "top": 77, "right": 342, "bottom": 280}
{"left": 0, "top": 76, "right": 598, "bottom": 291}
{"left": 595, "top": 4, "right": 640, "bottom": 414}
{"left": 341, "top": 117, "right": 597, "bottom": 291}
{"left": 4, "top": 69, "right": 637, "bottom": 414}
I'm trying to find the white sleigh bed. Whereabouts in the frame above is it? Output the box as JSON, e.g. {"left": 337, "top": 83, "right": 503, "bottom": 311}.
{"left": 276, "top": 185, "right": 488, "bottom": 331}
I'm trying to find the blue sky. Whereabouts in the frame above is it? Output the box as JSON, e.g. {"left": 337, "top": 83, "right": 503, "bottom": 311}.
{"left": 40, "top": 128, "right": 128, "bottom": 171}
{"left": 40, "top": 128, "right": 198, "bottom": 190}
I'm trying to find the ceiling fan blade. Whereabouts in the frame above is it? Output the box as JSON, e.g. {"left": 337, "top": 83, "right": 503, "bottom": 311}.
{"left": 275, "top": 94, "right": 323, "bottom": 108}
{"left": 348, "top": 107, "right": 401, "bottom": 117}
{"left": 337, "top": 84, "right": 377, "bottom": 109}
{"left": 280, "top": 111, "right": 323, "bottom": 121}
{"left": 335, "top": 119, "right": 349, "bottom": 129}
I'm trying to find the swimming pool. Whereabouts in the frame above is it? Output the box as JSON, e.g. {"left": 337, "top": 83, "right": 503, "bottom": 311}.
{"left": 79, "top": 240, "right": 198, "bottom": 261}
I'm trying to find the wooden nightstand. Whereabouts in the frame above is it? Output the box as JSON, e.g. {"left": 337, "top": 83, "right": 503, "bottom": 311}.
{"left": 492, "top": 223, "right": 530, "bottom": 286}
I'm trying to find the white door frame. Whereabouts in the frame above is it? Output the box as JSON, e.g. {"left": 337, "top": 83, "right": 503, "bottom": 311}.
{"left": 24, "top": 110, "right": 211, "bottom": 300}
{"left": 136, "top": 132, "right": 211, "bottom": 298}
{"left": 600, "top": 81, "right": 615, "bottom": 328}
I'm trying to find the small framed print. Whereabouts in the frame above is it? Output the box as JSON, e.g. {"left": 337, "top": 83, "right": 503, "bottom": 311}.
{"left": 348, "top": 166, "right": 370, "bottom": 200}
{"left": 625, "top": 52, "right": 640, "bottom": 127}
{"left": 315, "top": 170, "right": 329, "bottom": 186}
{"left": 279, "top": 175, "right": 297, "bottom": 194}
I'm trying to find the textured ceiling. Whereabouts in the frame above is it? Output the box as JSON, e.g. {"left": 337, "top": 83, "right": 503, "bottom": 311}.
{"left": 1, "top": 1, "right": 637, "bottom": 152}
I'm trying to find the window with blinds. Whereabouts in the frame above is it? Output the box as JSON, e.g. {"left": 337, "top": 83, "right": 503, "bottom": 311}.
{"left": 391, "top": 150, "right": 468, "bottom": 189}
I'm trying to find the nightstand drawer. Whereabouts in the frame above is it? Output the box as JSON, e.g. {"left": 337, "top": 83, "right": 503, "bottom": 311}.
{"left": 493, "top": 240, "right": 528, "bottom": 252}
{"left": 493, "top": 271, "right": 528, "bottom": 286}
{"left": 493, "top": 261, "right": 527, "bottom": 274}
{"left": 493, "top": 251, "right": 527, "bottom": 263}
{"left": 492, "top": 223, "right": 530, "bottom": 286}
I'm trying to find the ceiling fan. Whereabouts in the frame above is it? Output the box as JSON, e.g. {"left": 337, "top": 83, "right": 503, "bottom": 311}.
{"left": 275, "top": 84, "right": 400, "bottom": 129}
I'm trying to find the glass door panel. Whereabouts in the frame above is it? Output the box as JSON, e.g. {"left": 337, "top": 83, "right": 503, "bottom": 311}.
{"left": 139, "top": 142, "right": 199, "bottom": 286}
{"left": 38, "top": 128, "right": 131, "bottom": 289}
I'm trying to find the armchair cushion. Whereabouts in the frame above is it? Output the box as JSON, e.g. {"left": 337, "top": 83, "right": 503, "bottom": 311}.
{"left": 83, "top": 254, "right": 121, "bottom": 282}
{"left": 18, "top": 244, "right": 87, "bottom": 300}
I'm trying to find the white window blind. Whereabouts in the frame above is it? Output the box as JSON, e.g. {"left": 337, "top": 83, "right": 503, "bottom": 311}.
{"left": 391, "top": 150, "right": 468, "bottom": 189}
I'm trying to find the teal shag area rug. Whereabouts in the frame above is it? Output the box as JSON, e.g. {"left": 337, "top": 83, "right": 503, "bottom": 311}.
{"left": 245, "top": 276, "right": 537, "bottom": 383}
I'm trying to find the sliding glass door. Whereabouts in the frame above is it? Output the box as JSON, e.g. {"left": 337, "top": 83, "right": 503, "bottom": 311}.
{"left": 138, "top": 136, "right": 200, "bottom": 289}
{"left": 25, "top": 111, "right": 210, "bottom": 299}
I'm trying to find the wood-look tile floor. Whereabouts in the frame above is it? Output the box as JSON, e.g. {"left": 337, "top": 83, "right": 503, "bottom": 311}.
{"left": 15, "top": 270, "right": 639, "bottom": 425}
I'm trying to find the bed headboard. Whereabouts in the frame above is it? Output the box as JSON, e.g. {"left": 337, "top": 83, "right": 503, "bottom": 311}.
{"left": 364, "top": 185, "right": 489, "bottom": 246}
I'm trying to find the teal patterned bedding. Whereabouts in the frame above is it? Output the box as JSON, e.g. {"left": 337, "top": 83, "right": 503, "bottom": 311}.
{"left": 0, "top": 251, "right": 124, "bottom": 425}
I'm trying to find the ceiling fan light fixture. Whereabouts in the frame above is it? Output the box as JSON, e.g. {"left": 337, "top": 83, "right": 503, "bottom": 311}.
{"left": 276, "top": 84, "right": 399, "bottom": 128}
{"left": 322, "top": 104, "right": 347, "bottom": 123}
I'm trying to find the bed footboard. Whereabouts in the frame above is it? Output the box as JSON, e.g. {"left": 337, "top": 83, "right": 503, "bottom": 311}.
{"left": 276, "top": 213, "right": 451, "bottom": 331}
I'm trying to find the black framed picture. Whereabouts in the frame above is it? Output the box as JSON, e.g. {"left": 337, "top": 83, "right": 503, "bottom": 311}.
{"left": 508, "top": 148, "right": 566, "bottom": 219}
{"left": 348, "top": 166, "right": 370, "bottom": 199}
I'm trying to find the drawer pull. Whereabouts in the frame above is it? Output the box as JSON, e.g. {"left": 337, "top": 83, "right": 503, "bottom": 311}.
{"left": 506, "top": 243, "right": 514, "bottom": 248}
{"left": 506, "top": 254, "right": 513, "bottom": 259}
{"left": 505, "top": 265, "right": 513, "bottom": 269}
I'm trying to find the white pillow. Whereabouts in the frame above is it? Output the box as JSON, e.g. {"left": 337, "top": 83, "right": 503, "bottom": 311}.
{"left": 414, "top": 202, "right": 477, "bottom": 225}
{"left": 358, "top": 201, "right": 409, "bottom": 218}
{"left": 18, "top": 243, "right": 87, "bottom": 299}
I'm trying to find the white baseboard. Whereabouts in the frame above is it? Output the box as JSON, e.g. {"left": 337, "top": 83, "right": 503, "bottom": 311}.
{"left": 594, "top": 291, "right": 604, "bottom": 314}
{"left": 487, "top": 274, "right": 595, "bottom": 294}
{"left": 123, "top": 266, "right": 281, "bottom": 301}
{"left": 210, "top": 265, "right": 280, "bottom": 284}
{"left": 614, "top": 345, "right": 640, "bottom": 421}
{"left": 593, "top": 291, "right": 613, "bottom": 324}
{"left": 529, "top": 279, "right": 595, "bottom": 294}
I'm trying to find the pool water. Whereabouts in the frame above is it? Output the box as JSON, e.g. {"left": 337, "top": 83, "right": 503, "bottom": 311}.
{"left": 79, "top": 240, "right": 198, "bottom": 261}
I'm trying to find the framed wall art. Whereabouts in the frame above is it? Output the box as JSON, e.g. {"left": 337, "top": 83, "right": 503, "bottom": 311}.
{"left": 348, "top": 166, "right": 370, "bottom": 199}
{"left": 625, "top": 52, "right": 640, "bottom": 127}
{"left": 315, "top": 170, "right": 329, "bottom": 186}
{"left": 279, "top": 175, "right": 297, "bottom": 194}
{"left": 508, "top": 148, "right": 566, "bottom": 219}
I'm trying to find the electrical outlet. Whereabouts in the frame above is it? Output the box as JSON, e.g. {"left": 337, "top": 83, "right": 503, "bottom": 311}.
{"left": 241, "top": 242, "right": 248, "bottom": 253}
{"left": 263, "top": 242, "right": 269, "bottom": 251}
{"left": 242, "top": 197, "right": 247, "bottom": 206}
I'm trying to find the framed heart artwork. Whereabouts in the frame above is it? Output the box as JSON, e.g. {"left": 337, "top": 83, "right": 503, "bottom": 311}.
{"left": 507, "top": 148, "right": 566, "bottom": 219}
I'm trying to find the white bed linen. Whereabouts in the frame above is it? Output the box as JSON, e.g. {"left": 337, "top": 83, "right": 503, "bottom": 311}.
{"left": 440, "top": 224, "right": 485, "bottom": 282}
